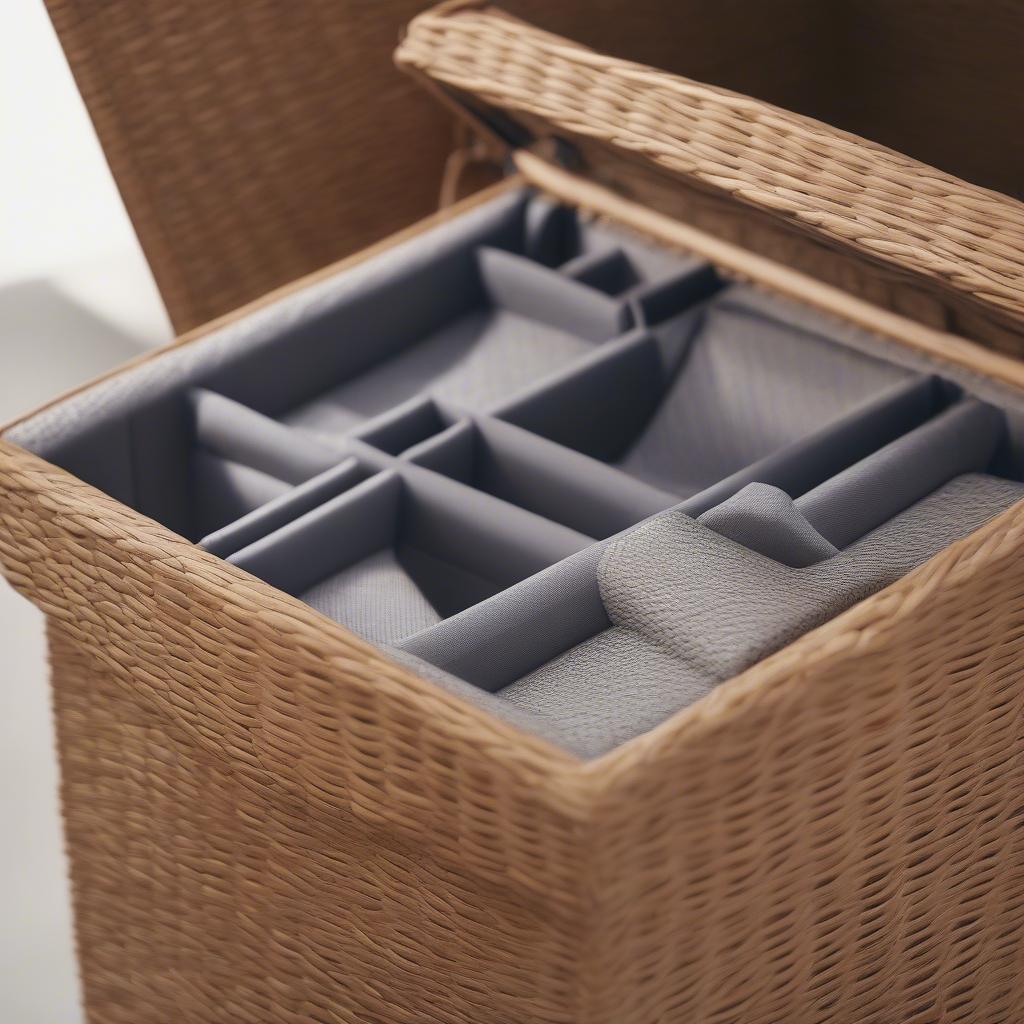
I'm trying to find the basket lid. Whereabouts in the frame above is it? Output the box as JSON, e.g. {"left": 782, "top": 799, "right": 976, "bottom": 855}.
{"left": 397, "top": 1, "right": 1024, "bottom": 358}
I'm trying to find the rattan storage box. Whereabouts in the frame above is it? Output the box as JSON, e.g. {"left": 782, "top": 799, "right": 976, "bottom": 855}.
{"left": 5, "top": 3, "right": 1024, "bottom": 1023}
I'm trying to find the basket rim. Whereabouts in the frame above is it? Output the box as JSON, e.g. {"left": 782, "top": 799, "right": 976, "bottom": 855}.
{"left": 5, "top": 166, "right": 1024, "bottom": 799}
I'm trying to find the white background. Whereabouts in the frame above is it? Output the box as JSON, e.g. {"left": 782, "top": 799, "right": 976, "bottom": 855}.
{"left": 1, "top": 2, "right": 172, "bottom": 1019}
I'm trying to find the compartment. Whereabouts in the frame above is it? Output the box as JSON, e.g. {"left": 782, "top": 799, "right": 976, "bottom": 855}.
{"left": 401, "top": 397, "right": 1023, "bottom": 757}
{"left": 404, "top": 414, "right": 678, "bottom": 538}
{"left": 198, "top": 456, "right": 379, "bottom": 558}
{"left": 188, "top": 388, "right": 357, "bottom": 541}
{"left": 228, "top": 465, "right": 595, "bottom": 645}
{"left": 408, "top": 372, "right": 948, "bottom": 538}
{"left": 258, "top": 243, "right": 634, "bottom": 446}
{"left": 500, "top": 285, "right": 934, "bottom": 498}
{"left": 354, "top": 396, "right": 460, "bottom": 457}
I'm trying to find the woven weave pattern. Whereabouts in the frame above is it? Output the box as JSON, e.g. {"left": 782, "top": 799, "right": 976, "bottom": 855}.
{"left": 396, "top": 4, "right": 1024, "bottom": 340}
{"left": 45, "top": 0, "right": 455, "bottom": 330}
{"left": 5, "top": 419, "right": 1024, "bottom": 1021}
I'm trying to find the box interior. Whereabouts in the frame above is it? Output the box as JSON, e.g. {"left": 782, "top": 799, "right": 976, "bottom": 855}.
{"left": 11, "top": 186, "right": 1024, "bottom": 758}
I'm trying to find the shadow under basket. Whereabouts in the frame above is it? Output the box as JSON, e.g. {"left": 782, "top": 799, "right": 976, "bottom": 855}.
{"left": 6, "top": 3, "right": 1024, "bottom": 1022}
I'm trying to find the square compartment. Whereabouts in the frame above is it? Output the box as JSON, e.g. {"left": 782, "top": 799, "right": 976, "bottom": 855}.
{"left": 228, "top": 466, "right": 594, "bottom": 645}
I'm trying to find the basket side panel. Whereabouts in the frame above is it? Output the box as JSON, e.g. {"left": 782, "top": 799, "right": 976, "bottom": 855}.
{"left": 583, "top": 499, "right": 1024, "bottom": 1024}
{"left": 48, "top": 623, "right": 585, "bottom": 1024}
{"left": 0, "top": 439, "right": 596, "bottom": 1022}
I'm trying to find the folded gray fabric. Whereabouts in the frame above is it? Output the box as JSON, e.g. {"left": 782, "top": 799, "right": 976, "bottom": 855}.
{"left": 696, "top": 484, "right": 839, "bottom": 567}
{"left": 497, "top": 473, "right": 1024, "bottom": 758}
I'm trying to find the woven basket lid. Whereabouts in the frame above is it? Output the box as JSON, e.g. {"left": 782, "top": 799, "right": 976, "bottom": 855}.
{"left": 397, "top": 2, "right": 1024, "bottom": 358}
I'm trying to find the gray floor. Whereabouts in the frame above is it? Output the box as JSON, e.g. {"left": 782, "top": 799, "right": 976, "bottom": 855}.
{"left": 2, "top": 4, "right": 173, "bottom": 1019}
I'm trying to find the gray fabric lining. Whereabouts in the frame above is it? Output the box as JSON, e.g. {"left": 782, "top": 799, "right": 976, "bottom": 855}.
{"left": 613, "top": 297, "right": 915, "bottom": 494}
{"left": 795, "top": 398, "right": 1003, "bottom": 547}
{"left": 398, "top": 541, "right": 610, "bottom": 694}
{"left": 498, "top": 474, "right": 1024, "bottom": 758}
{"left": 276, "top": 246, "right": 631, "bottom": 445}
{"left": 191, "top": 388, "right": 342, "bottom": 484}
{"left": 7, "top": 189, "right": 531, "bottom": 456}
{"left": 199, "top": 456, "right": 375, "bottom": 558}
{"left": 406, "top": 414, "right": 681, "bottom": 539}
{"left": 191, "top": 452, "right": 293, "bottom": 541}
{"left": 301, "top": 550, "right": 442, "bottom": 645}
{"left": 229, "top": 463, "right": 595, "bottom": 642}
{"left": 8, "top": 186, "right": 1024, "bottom": 759}
{"left": 697, "top": 397, "right": 1003, "bottom": 566}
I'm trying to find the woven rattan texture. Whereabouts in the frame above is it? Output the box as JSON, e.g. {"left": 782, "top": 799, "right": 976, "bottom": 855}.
{"left": 3, "top": 441, "right": 592, "bottom": 1021}
{"left": 47, "top": 622, "right": 589, "bottom": 1023}
{"left": 585, "top": 500, "right": 1024, "bottom": 1022}
{"left": 6, "top": 427, "right": 1024, "bottom": 1021}
{"left": 44, "top": 0, "right": 457, "bottom": 331}
{"left": 396, "top": 5, "right": 1024, "bottom": 353}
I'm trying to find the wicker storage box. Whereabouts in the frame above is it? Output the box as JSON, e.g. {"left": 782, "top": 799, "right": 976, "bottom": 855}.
{"left": 5, "top": 3, "right": 1024, "bottom": 1022}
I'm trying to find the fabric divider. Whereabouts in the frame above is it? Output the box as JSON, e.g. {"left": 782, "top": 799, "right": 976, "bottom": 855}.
{"left": 698, "top": 395, "right": 1007, "bottom": 568}
{"left": 198, "top": 191, "right": 527, "bottom": 418}
{"left": 559, "top": 248, "right": 639, "bottom": 295}
{"left": 476, "top": 246, "right": 633, "bottom": 340}
{"left": 489, "top": 355, "right": 940, "bottom": 536}
{"left": 191, "top": 452, "right": 293, "bottom": 542}
{"left": 498, "top": 331, "right": 672, "bottom": 461}
{"left": 630, "top": 265, "right": 723, "bottom": 325}
{"left": 227, "top": 463, "right": 595, "bottom": 645}
{"left": 199, "top": 455, "right": 379, "bottom": 559}
{"left": 353, "top": 396, "right": 460, "bottom": 456}
{"left": 190, "top": 388, "right": 342, "bottom": 484}
{"left": 795, "top": 397, "right": 1005, "bottom": 547}
{"left": 500, "top": 285, "right": 923, "bottom": 498}
{"left": 405, "top": 413, "right": 681, "bottom": 539}
{"left": 398, "top": 541, "right": 610, "bottom": 694}
{"left": 677, "top": 374, "right": 946, "bottom": 518}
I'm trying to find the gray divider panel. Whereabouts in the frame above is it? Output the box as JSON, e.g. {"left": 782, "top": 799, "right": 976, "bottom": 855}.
{"left": 499, "top": 286, "right": 920, "bottom": 497}
{"left": 272, "top": 245, "right": 636, "bottom": 447}
{"left": 795, "top": 398, "right": 1004, "bottom": 547}
{"left": 465, "top": 365, "right": 942, "bottom": 537}
{"left": 476, "top": 247, "right": 633, "bottom": 340}
{"left": 405, "top": 414, "right": 681, "bottom": 539}
{"left": 229, "top": 464, "right": 595, "bottom": 646}
{"left": 353, "top": 397, "right": 459, "bottom": 456}
{"left": 699, "top": 397, "right": 1005, "bottom": 567}
{"left": 676, "top": 374, "right": 943, "bottom": 518}
{"left": 192, "top": 453, "right": 293, "bottom": 542}
{"left": 559, "top": 248, "right": 640, "bottom": 294}
{"left": 500, "top": 330, "right": 675, "bottom": 462}
{"left": 190, "top": 388, "right": 342, "bottom": 483}
{"left": 398, "top": 541, "right": 611, "bottom": 694}
{"left": 199, "top": 455, "right": 377, "bottom": 559}
{"left": 613, "top": 295, "right": 917, "bottom": 494}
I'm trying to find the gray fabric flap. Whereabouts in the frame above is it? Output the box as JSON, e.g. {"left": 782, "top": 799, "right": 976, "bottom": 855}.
{"left": 697, "top": 483, "right": 839, "bottom": 567}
